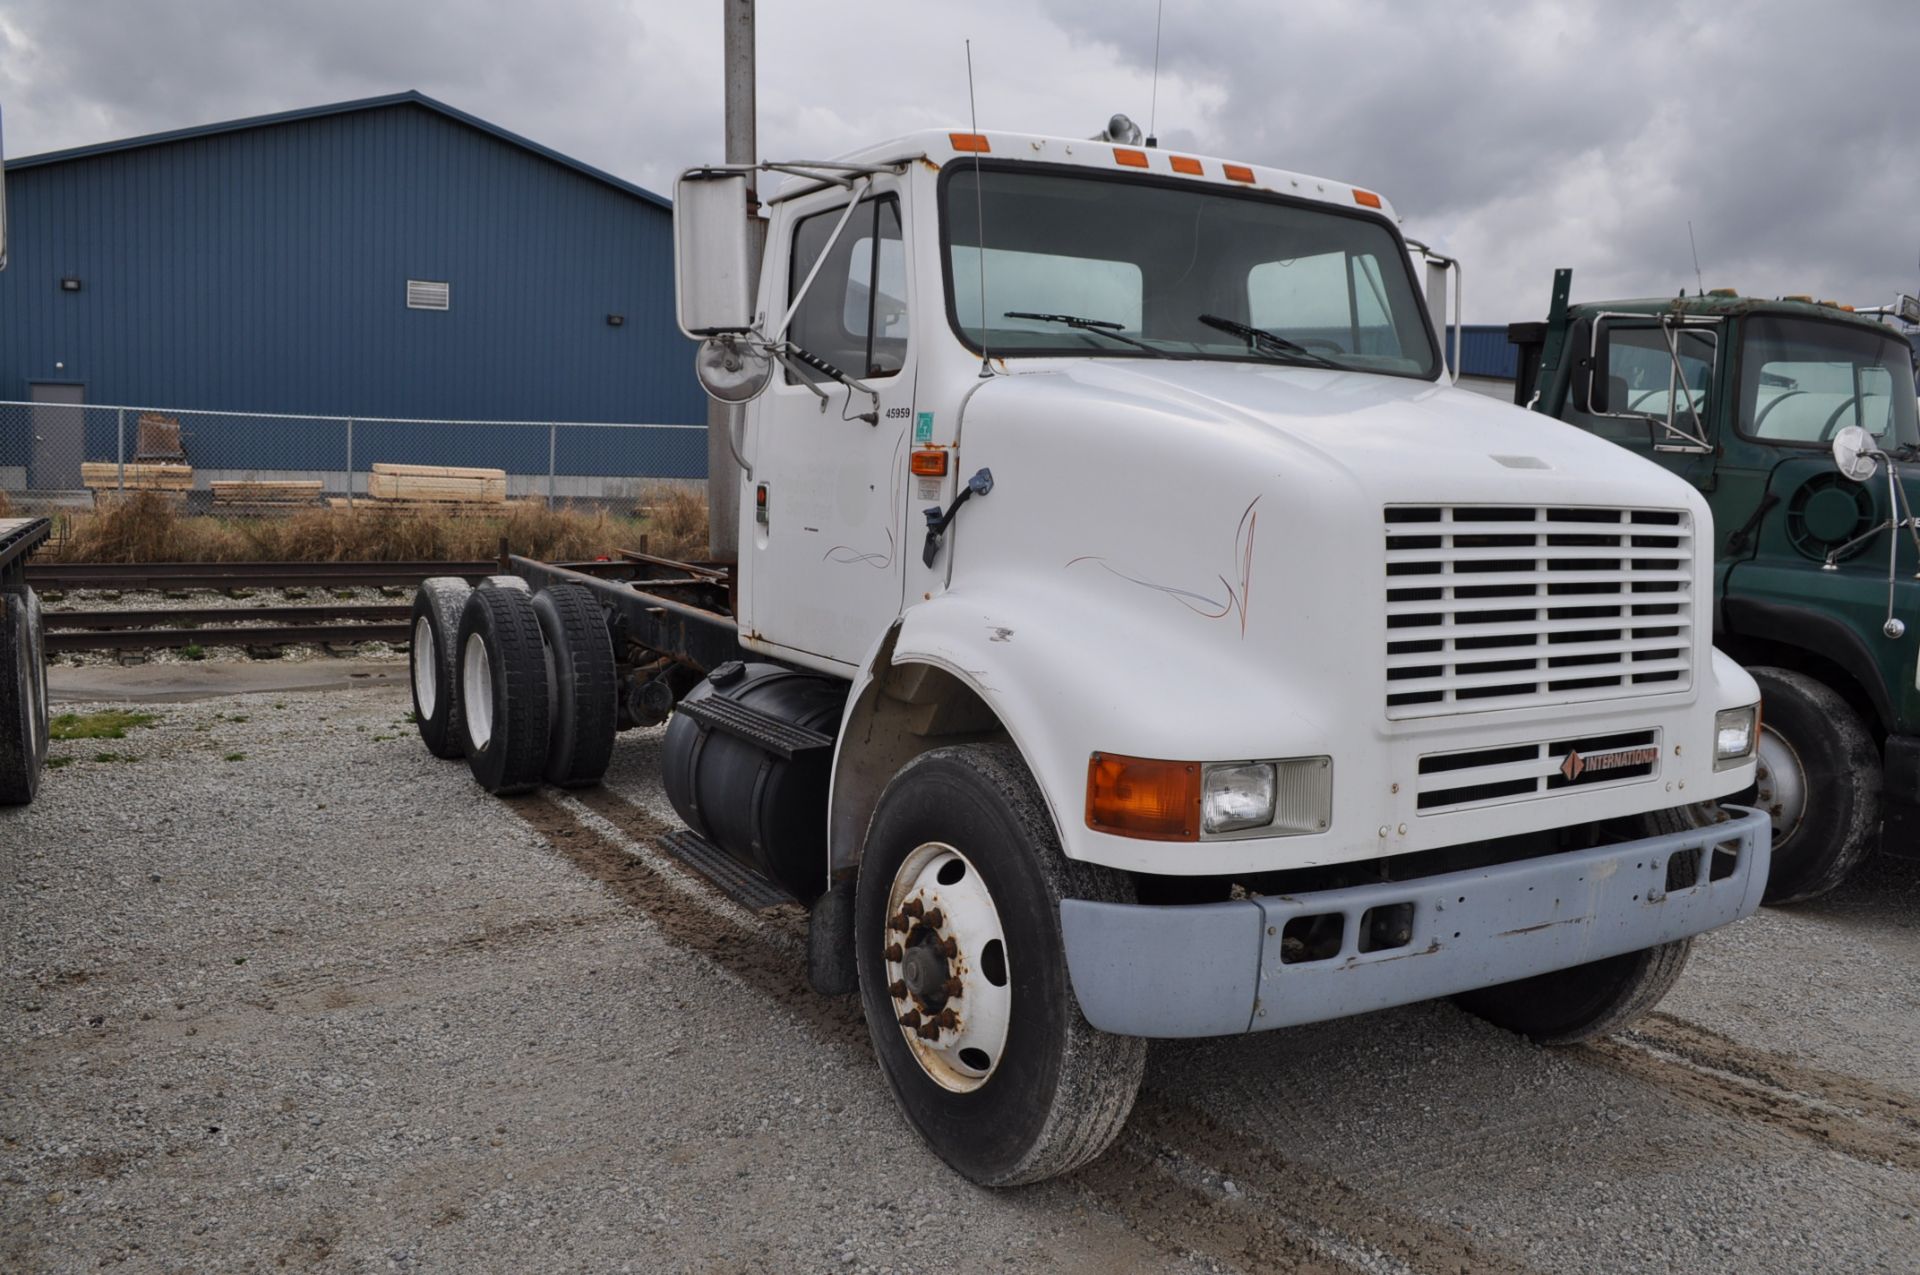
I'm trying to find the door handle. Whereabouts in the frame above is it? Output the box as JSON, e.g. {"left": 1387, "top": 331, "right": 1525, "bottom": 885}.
{"left": 922, "top": 468, "right": 993, "bottom": 567}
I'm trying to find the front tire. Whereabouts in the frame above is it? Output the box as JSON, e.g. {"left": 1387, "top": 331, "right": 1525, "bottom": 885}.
{"left": 1454, "top": 939, "right": 1693, "bottom": 1044}
{"left": 1645, "top": 666, "right": 1879, "bottom": 904}
{"left": 855, "top": 743, "right": 1145, "bottom": 1186}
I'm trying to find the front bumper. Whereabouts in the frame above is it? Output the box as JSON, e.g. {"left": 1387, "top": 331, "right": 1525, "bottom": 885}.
{"left": 1061, "top": 807, "right": 1770, "bottom": 1038}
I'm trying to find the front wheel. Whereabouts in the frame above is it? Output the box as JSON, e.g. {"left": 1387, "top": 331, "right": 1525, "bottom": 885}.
{"left": 1645, "top": 666, "right": 1880, "bottom": 904}
{"left": 1453, "top": 939, "right": 1693, "bottom": 1044}
{"left": 855, "top": 743, "right": 1146, "bottom": 1186}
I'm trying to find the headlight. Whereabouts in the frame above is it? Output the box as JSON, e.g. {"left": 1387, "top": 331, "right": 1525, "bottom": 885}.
{"left": 1713, "top": 705, "right": 1759, "bottom": 769}
{"left": 1202, "top": 763, "right": 1275, "bottom": 833}
{"left": 1203, "top": 757, "right": 1331, "bottom": 835}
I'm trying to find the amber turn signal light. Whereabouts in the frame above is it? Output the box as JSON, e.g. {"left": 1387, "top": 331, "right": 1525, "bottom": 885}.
{"left": 910, "top": 449, "right": 948, "bottom": 477}
{"left": 1086, "top": 753, "right": 1201, "bottom": 841}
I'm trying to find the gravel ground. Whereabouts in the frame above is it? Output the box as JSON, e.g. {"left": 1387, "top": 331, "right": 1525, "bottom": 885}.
{"left": 3, "top": 673, "right": 1916, "bottom": 1273}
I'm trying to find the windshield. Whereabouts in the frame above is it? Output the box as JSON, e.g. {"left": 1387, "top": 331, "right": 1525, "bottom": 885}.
{"left": 942, "top": 164, "right": 1439, "bottom": 378}
{"left": 1740, "top": 315, "right": 1920, "bottom": 451}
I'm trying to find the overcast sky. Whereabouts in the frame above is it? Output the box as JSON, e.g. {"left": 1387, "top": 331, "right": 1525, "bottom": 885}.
{"left": 3, "top": 0, "right": 1915, "bottom": 323}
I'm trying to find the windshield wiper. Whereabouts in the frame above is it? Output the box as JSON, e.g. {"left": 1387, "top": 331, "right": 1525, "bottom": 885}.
{"left": 1003, "top": 311, "right": 1172, "bottom": 357}
{"left": 1196, "top": 314, "right": 1347, "bottom": 369}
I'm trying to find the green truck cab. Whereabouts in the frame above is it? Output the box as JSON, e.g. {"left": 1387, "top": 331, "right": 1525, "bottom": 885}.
{"left": 1511, "top": 271, "right": 1919, "bottom": 901}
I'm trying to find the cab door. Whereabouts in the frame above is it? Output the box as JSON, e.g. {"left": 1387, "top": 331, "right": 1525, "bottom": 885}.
{"left": 739, "top": 186, "right": 915, "bottom": 669}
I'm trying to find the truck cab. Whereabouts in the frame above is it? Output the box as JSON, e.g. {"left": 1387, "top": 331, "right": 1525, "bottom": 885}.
{"left": 422, "top": 129, "right": 1770, "bottom": 1186}
{"left": 1512, "top": 278, "right": 1920, "bottom": 900}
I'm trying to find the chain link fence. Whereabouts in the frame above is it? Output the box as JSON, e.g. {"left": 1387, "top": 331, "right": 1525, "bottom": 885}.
{"left": 0, "top": 400, "right": 707, "bottom": 513}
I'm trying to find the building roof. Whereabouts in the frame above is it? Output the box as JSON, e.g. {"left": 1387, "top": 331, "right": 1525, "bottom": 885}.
{"left": 3, "top": 90, "right": 670, "bottom": 211}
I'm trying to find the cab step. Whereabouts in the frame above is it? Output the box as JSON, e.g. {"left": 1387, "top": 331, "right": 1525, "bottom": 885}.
{"left": 674, "top": 693, "right": 834, "bottom": 760}
{"left": 659, "top": 828, "right": 796, "bottom": 911}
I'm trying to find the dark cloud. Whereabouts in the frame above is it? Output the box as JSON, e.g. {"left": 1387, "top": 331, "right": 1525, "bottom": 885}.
{"left": 3, "top": 0, "right": 1915, "bottom": 320}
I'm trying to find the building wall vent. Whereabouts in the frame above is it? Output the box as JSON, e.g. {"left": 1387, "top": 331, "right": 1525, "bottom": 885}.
{"left": 406, "top": 279, "right": 450, "bottom": 311}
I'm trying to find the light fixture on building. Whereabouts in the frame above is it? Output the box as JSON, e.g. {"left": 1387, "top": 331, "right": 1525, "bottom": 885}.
{"left": 606, "top": 313, "right": 625, "bottom": 327}
{"left": 59, "top": 277, "right": 82, "bottom": 292}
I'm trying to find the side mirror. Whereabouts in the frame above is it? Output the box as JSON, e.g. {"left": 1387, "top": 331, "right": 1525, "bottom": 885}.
{"left": 1831, "top": 425, "right": 1880, "bottom": 483}
{"left": 674, "top": 170, "right": 754, "bottom": 338}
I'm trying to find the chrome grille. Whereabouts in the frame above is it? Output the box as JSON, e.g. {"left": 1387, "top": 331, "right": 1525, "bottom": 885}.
{"left": 1384, "top": 505, "right": 1692, "bottom": 719}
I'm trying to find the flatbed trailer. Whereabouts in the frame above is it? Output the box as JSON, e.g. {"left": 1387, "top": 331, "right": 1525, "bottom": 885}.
{"left": 1, "top": 516, "right": 54, "bottom": 804}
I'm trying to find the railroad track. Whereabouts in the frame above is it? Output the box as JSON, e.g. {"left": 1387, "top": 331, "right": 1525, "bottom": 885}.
{"left": 42, "top": 604, "right": 411, "bottom": 654}
{"left": 25, "top": 559, "right": 501, "bottom": 592}
{"left": 29, "top": 557, "right": 730, "bottom": 652}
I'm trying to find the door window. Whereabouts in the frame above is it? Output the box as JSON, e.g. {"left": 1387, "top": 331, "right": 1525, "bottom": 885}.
{"left": 787, "top": 197, "right": 907, "bottom": 382}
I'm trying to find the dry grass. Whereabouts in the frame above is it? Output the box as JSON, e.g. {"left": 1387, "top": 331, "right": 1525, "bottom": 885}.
{"left": 42, "top": 488, "right": 712, "bottom": 564}
{"left": 0, "top": 489, "right": 12, "bottom": 518}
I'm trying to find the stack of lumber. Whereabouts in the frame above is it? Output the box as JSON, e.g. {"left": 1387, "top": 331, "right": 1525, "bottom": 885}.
{"left": 210, "top": 480, "right": 325, "bottom": 512}
{"left": 134, "top": 413, "right": 186, "bottom": 461}
{"left": 338, "top": 463, "right": 511, "bottom": 512}
{"left": 82, "top": 462, "right": 193, "bottom": 492}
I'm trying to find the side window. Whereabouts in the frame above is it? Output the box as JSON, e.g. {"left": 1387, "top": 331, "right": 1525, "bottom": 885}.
{"left": 787, "top": 197, "right": 907, "bottom": 383}
{"left": 1603, "top": 325, "right": 1714, "bottom": 419}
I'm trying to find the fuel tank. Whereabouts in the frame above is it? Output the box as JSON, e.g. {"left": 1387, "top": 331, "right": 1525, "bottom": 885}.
{"left": 661, "top": 662, "right": 847, "bottom": 901}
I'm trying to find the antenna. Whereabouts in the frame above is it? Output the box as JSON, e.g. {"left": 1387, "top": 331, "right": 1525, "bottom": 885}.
{"left": 1687, "top": 220, "right": 1704, "bottom": 296}
{"left": 966, "top": 39, "right": 993, "bottom": 378}
{"left": 1146, "top": 0, "right": 1164, "bottom": 147}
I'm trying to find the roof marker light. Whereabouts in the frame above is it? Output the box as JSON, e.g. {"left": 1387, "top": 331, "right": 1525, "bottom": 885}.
{"left": 949, "top": 132, "right": 990, "bottom": 153}
{"left": 1114, "top": 147, "right": 1148, "bottom": 168}
{"left": 1223, "top": 164, "right": 1255, "bottom": 183}
{"left": 1169, "top": 155, "right": 1203, "bottom": 175}
{"left": 1352, "top": 189, "right": 1382, "bottom": 209}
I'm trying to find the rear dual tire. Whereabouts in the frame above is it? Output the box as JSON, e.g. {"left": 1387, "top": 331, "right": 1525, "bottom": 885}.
{"left": 411, "top": 578, "right": 616, "bottom": 793}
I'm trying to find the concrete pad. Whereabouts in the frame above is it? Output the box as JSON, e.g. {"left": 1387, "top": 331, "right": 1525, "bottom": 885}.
{"left": 49, "top": 658, "right": 407, "bottom": 703}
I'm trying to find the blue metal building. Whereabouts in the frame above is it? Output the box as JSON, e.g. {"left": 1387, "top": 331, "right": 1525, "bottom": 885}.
{"left": 0, "top": 92, "right": 706, "bottom": 486}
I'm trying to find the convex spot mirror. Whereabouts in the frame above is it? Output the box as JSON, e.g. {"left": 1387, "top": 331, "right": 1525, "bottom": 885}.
{"left": 695, "top": 335, "right": 773, "bottom": 404}
{"left": 674, "top": 170, "right": 754, "bottom": 339}
{"left": 1831, "top": 425, "right": 1881, "bottom": 483}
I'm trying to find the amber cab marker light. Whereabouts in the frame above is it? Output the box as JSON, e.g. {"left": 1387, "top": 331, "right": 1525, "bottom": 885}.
{"left": 910, "top": 448, "right": 948, "bottom": 477}
{"left": 949, "top": 132, "right": 991, "bottom": 153}
{"left": 1169, "top": 155, "right": 1203, "bottom": 175}
{"left": 1352, "top": 189, "right": 1383, "bottom": 209}
{"left": 1223, "top": 164, "right": 1255, "bottom": 184}
{"left": 1114, "top": 147, "right": 1149, "bottom": 168}
{"left": 1086, "top": 753, "right": 1201, "bottom": 841}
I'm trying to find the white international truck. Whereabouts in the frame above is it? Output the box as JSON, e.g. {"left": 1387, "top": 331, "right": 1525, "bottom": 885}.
{"left": 408, "top": 123, "right": 1772, "bottom": 1185}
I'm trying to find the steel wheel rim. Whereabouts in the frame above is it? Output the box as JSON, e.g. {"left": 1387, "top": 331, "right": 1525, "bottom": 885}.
{"left": 462, "top": 632, "right": 493, "bottom": 751}
{"left": 882, "top": 841, "right": 1012, "bottom": 1094}
{"left": 411, "top": 616, "right": 438, "bottom": 718}
{"left": 1755, "top": 724, "right": 1807, "bottom": 846}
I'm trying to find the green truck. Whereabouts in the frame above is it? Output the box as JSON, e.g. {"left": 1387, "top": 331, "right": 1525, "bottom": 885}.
{"left": 1510, "top": 272, "right": 1919, "bottom": 901}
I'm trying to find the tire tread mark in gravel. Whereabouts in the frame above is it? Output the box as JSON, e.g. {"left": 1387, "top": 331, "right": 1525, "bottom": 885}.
{"left": 511, "top": 788, "right": 1551, "bottom": 1275}
{"left": 1581, "top": 1012, "right": 1920, "bottom": 1171}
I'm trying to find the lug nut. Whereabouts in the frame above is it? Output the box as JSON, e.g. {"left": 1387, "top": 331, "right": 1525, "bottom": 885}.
{"left": 939, "top": 937, "right": 958, "bottom": 958}
{"left": 888, "top": 912, "right": 910, "bottom": 933}
{"left": 923, "top": 907, "right": 944, "bottom": 928}
{"left": 916, "top": 1021, "right": 942, "bottom": 1040}
{"left": 902, "top": 899, "right": 925, "bottom": 919}
{"left": 943, "top": 977, "right": 964, "bottom": 1000}
{"left": 899, "top": 1009, "right": 922, "bottom": 1028}
{"left": 884, "top": 943, "right": 903, "bottom": 962}
{"left": 933, "top": 1007, "right": 959, "bottom": 1030}
{"left": 889, "top": 980, "right": 908, "bottom": 999}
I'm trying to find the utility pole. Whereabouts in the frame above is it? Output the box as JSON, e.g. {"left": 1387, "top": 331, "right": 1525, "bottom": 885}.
{"left": 708, "top": 0, "right": 756, "bottom": 561}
